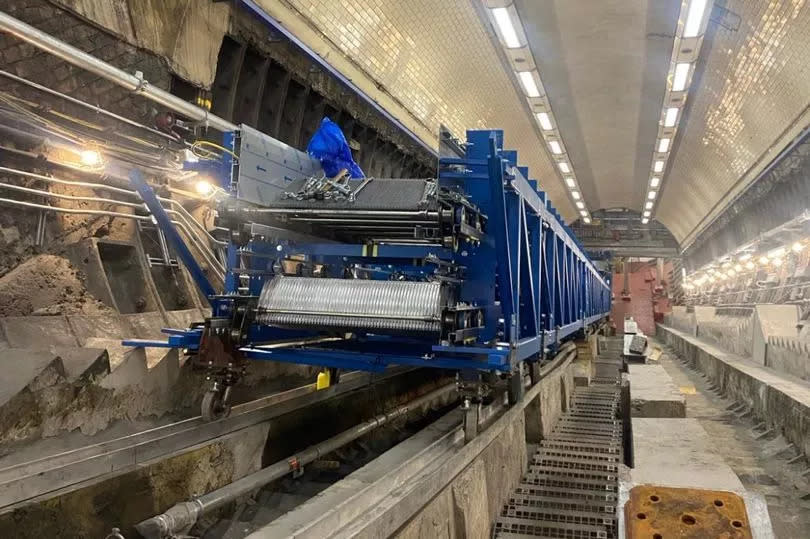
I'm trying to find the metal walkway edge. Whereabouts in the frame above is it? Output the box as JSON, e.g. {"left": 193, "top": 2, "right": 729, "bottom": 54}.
{"left": 493, "top": 350, "right": 624, "bottom": 539}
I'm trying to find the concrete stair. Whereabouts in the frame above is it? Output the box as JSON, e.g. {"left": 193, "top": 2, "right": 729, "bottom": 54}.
{"left": 0, "top": 310, "right": 200, "bottom": 444}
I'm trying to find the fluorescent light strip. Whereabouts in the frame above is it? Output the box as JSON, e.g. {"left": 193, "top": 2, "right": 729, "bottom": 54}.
{"left": 664, "top": 107, "right": 679, "bottom": 127}
{"left": 653, "top": 160, "right": 664, "bottom": 172}
{"left": 658, "top": 138, "right": 670, "bottom": 152}
{"left": 645, "top": 201, "right": 653, "bottom": 210}
{"left": 648, "top": 191, "right": 657, "bottom": 200}
{"left": 641, "top": 218, "right": 649, "bottom": 224}
{"left": 576, "top": 201, "right": 584, "bottom": 209}
{"left": 650, "top": 176, "right": 660, "bottom": 187}
{"left": 583, "top": 217, "right": 591, "bottom": 224}
{"left": 579, "top": 210, "right": 587, "bottom": 217}
{"left": 518, "top": 71, "right": 540, "bottom": 97}
{"left": 492, "top": 7, "right": 521, "bottom": 48}
{"left": 536, "top": 112, "right": 552, "bottom": 130}
{"left": 683, "top": 0, "right": 708, "bottom": 38}
{"left": 672, "top": 62, "right": 691, "bottom": 91}
{"left": 491, "top": 6, "right": 581, "bottom": 221}
{"left": 571, "top": 191, "right": 580, "bottom": 200}
{"left": 643, "top": 210, "right": 651, "bottom": 217}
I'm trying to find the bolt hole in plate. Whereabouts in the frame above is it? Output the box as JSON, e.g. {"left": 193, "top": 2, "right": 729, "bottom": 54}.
{"left": 625, "top": 485, "right": 751, "bottom": 538}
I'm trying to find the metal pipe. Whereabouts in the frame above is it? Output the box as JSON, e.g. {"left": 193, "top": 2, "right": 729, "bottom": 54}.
{"left": 250, "top": 209, "right": 437, "bottom": 217}
{"left": 135, "top": 383, "right": 456, "bottom": 539}
{"left": 0, "top": 69, "right": 184, "bottom": 143}
{"left": 0, "top": 10, "right": 237, "bottom": 133}
{"left": 0, "top": 180, "right": 144, "bottom": 208}
{"left": 0, "top": 165, "right": 226, "bottom": 247}
{"left": 0, "top": 177, "right": 225, "bottom": 274}
{"left": 0, "top": 196, "right": 226, "bottom": 280}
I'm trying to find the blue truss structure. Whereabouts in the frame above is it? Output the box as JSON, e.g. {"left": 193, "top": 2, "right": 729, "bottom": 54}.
{"left": 125, "top": 128, "right": 610, "bottom": 379}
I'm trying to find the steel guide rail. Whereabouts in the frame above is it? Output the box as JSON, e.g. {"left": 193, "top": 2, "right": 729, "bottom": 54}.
{"left": 0, "top": 368, "right": 412, "bottom": 511}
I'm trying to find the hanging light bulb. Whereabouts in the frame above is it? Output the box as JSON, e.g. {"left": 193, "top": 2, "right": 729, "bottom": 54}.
{"left": 195, "top": 180, "right": 213, "bottom": 195}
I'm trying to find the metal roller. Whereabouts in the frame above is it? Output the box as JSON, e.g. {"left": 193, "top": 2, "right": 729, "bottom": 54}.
{"left": 256, "top": 276, "right": 445, "bottom": 335}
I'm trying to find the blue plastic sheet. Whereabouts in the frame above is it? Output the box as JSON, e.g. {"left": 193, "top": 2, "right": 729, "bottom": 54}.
{"left": 306, "top": 117, "right": 365, "bottom": 178}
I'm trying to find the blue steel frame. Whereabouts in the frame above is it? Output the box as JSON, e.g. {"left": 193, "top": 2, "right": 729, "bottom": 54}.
{"left": 125, "top": 128, "right": 610, "bottom": 376}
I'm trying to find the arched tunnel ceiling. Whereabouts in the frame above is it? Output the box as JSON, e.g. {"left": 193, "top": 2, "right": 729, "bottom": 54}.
{"left": 255, "top": 0, "right": 574, "bottom": 220}
{"left": 657, "top": 0, "right": 810, "bottom": 246}
{"left": 257, "top": 0, "right": 810, "bottom": 244}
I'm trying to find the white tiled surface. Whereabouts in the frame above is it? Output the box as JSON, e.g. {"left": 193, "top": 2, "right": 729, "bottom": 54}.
{"left": 279, "top": 0, "right": 574, "bottom": 219}
{"left": 658, "top": 0, "right": 810, "bottom": 241}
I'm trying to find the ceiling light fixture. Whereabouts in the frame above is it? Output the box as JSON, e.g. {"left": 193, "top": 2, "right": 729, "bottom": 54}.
{"left": 792, "top": 241, "right": 804, "bottom": 252}
{"left": 658, "top": 138, "right": 670, "bottom": 152}
{"left": 663, "top": 107, "right": 679, "bottom": 127}
{"left": 672, "top": 63, "right": 691, "bottom": 91}
{"left": 648, "top": 191, "right": 657, "bottom": 200}
{"left": 491, "top": 7, "right": 521, "bottom": 48}
{"left": 583, "top": 217, "right": 591, "bottom": 224}
{"left": 653, "top": 160, "right": 664, "bottom": 173}
{"left": 645, "top": 201, "right": 653, "bottom": 210}
{"left": 683, "top": 0, "right": 709, "bottom": 38}
{"left": 572, "top": 191, "right": 581, "bottom": 200}
{"left": 641, "top": 218, "right": 649, "bottom": 224}
{"left": 579, "top": 210, "right": 587, "bottom": 217}
{"left": 518, "top": 71, "right": 540, "bottom": 97}
{"left": 650, "top": 176, "right": 660, "bottom": 187}
{"left": 536, "top": 112, "right": 552, "bottom": 131}
{"left": 576, "top": 201, "right": 584, "bottom": 209}
{"left": 643, "top": 210, "right": 651, "bottom": 217}
{"left": 489, "top": 4, "right": 584, "bottom": 222}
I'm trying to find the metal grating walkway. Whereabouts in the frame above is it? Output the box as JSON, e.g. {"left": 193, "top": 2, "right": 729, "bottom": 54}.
{"left": 493, "top": 350, "right": 624, "bottom": 538}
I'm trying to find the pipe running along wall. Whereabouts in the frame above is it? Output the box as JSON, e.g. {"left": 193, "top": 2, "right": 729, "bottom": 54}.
{"left": 134, "top": 383, "right": 457, "bottom": 539}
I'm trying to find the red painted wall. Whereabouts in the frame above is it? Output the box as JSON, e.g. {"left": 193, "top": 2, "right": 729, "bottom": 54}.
{"left": 610, "top": 261, "right": 672, "bottom": 335}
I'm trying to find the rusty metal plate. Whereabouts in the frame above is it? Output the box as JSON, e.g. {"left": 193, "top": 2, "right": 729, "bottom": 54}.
{"left": 625, "top": 485, "right": 752, "bottom": 539}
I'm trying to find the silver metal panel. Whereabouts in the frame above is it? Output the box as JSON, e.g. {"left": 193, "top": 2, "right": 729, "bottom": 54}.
{"left": 236, "top": 124, "right": 323, "bottom": 206}
{"left": 257, "top": 276, "right": 443, "bottom": 334}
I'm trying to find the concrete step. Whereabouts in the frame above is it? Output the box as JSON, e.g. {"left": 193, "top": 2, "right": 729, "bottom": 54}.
{"left": 0, "top": 349, "right": 67, "bottom": 408}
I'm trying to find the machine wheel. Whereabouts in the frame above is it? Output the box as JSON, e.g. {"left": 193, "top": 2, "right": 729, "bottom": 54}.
{"left": 201, "top": 390, "right": 230, "bottom": 421}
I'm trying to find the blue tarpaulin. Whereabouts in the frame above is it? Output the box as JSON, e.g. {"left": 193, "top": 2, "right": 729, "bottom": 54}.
{"left": 306, "top": 117, "right": 365, "bottom": 178}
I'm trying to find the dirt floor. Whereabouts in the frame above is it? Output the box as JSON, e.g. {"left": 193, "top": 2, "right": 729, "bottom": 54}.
{"left": 0, "top": 253, "right": 113, "bottom": 316}
{"left": 656, "top": 340, "right": 810, "bottom": 538}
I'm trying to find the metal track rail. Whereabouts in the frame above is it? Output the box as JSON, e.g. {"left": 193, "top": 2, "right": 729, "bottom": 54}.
{"left": 0, "top": 368, "right": 411, "bottom": 512}
{"left": 493, "top": 355, "right": 624, "bottom": 539}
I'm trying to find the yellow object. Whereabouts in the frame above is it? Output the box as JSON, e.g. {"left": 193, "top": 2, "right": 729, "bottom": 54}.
{"left": 316, "top": 370, "right": 331, "bottom": 390}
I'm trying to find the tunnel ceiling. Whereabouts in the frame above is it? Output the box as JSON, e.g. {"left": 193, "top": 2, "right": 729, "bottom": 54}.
{"left": 256, "top": 0, "right": 810, "bottom": 241}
